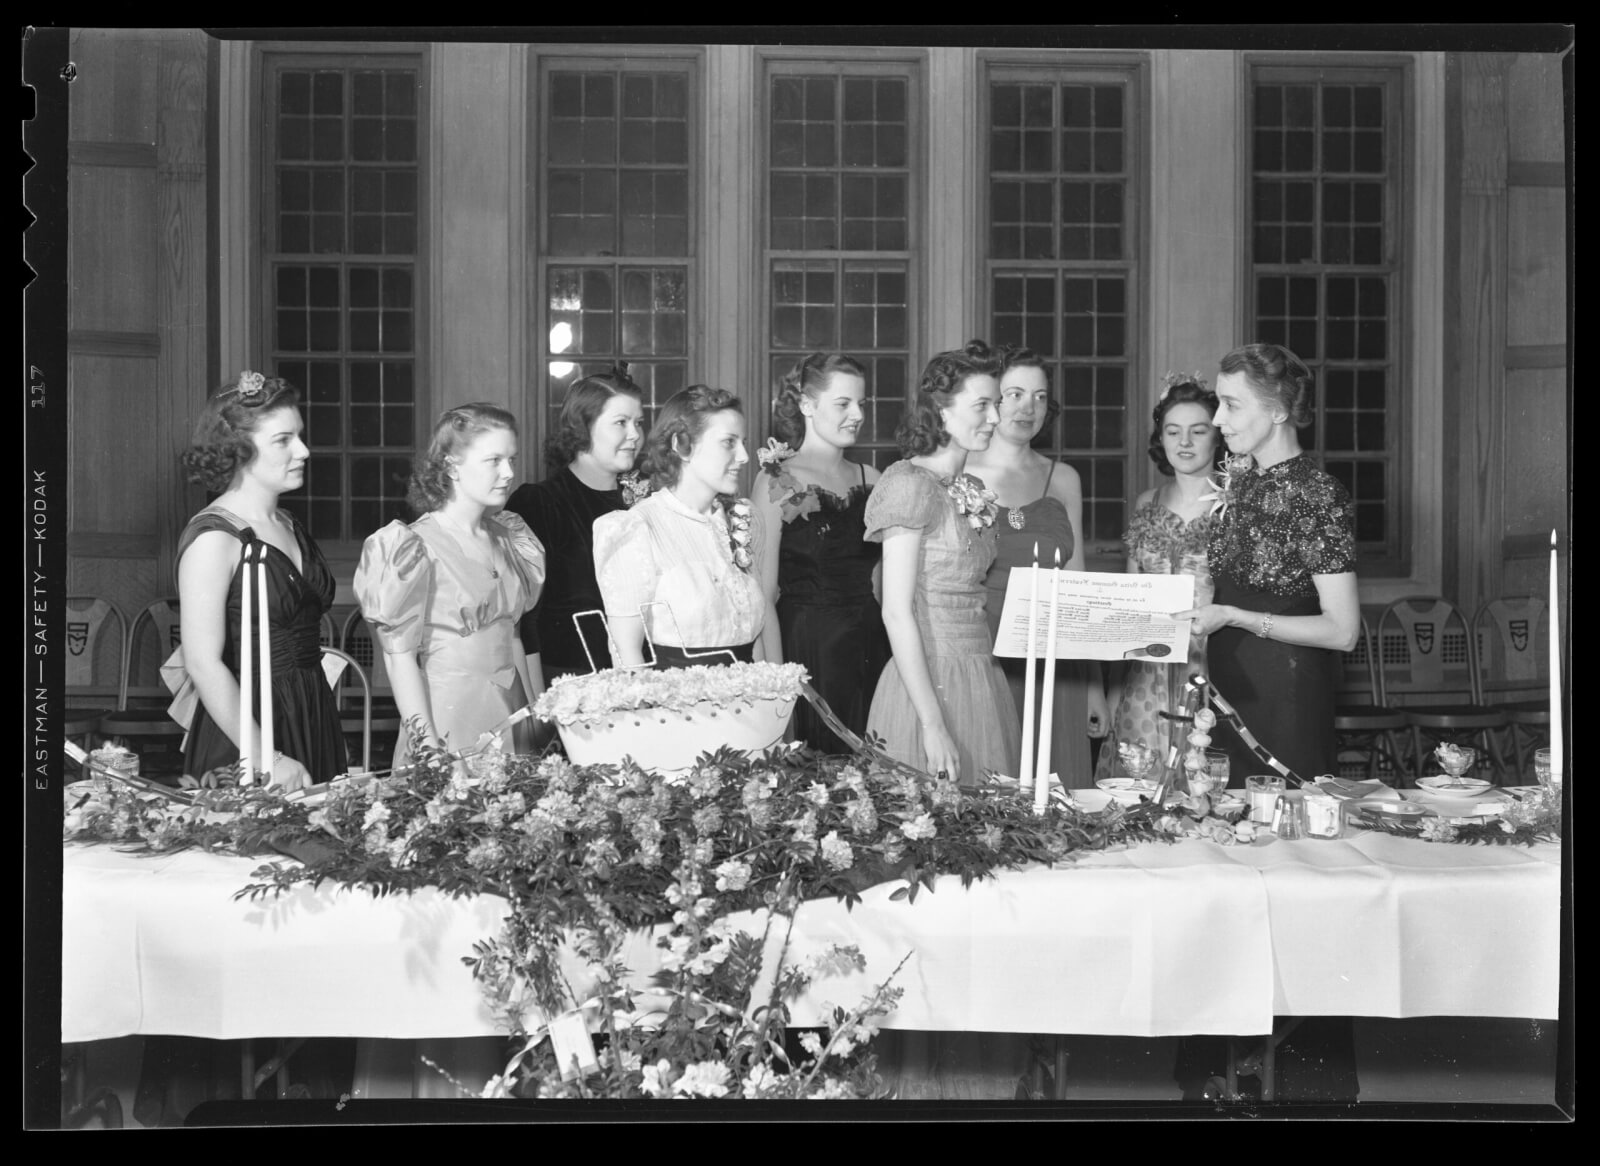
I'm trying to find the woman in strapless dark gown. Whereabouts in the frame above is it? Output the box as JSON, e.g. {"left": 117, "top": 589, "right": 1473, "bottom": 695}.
{"left": 753, "top": 352, "right": 888, "bottom": 753}
{"left": 967, "top": 346, "right": 1108, "bottom": 788}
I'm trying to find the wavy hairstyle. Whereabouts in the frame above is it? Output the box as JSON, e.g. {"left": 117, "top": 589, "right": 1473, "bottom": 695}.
{"left": 1147, "top": 377, "right": 1221, "bottom": 475}
{"left": 771, "top": 352, "right": 867, "bottom": 448}
{"left": 408, "top": 403, "right": 519, "bottom": 514}
{"left": 545, "top": 364, "right": 644, "bottom": 470}
{"left": 181, "top": 373, "right": 302, "bottom": 493}
{"left": 996, "top": 344, "right": 1062, "bottom": 436}
{"left": 1218, "top": 342, "right": 1315, "bottom": 429}
{"left": 638, "top": 385, "right": 743, "bottom": 491}
{"left": 894, "top": 340, "right": 1002, "bottom": 457}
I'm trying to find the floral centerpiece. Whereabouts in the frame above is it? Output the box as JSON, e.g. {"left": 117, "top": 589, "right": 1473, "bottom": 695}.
{"left": 534, "top": 661, "right": 809, "bottom": 771}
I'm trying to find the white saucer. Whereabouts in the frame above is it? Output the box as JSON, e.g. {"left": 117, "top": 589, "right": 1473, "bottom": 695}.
{"left": 1417, "top": 775, "right": 1493, "bottom": 796}
{"left": 1096, "top": 777, "right": 1159, "bottom": 805}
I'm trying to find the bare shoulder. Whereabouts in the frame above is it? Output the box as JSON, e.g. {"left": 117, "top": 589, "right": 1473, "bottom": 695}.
{"left": 178, "top": 528, "right": 241, "bottom": 574}
{"left": 1132, "top": 485, "right": 1158, "bottom": 512}
{"left": 859, "top": 459, "right": 882, "bottom": 486}
{"left": 1045, "top": 456, "right": 1084, "bottom": 502}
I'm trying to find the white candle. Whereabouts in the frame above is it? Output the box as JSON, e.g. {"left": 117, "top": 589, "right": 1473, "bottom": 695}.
{"left": 1034, "top": 549, "right": 1063, "bottom": 815}
{"left": 1548, "top": 530, "right": 1562, "bottom": 779}
{"left": 238, "top": 544, "right": 254, "bottom": 783}
{"left": 258, "top": 555, "right": 274, "bottom": 780}
{"left": 1018, "top": 544, "right": 1039, "bottom": 795}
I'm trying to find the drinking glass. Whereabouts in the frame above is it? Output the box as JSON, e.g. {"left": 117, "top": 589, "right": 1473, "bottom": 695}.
{"left": 1205, "top": 749, "right": 1231, "bottom": 791}
{"left": 1246, "top": 775, "right": 1285, "bottom": 825}
{"left": 1433, "top": 743, "right": 1477, "bottom": 787}
{"left": 1533, "top": 747, "right": 1561, "bottom": 795}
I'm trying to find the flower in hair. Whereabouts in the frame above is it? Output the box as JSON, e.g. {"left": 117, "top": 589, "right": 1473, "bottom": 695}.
{"left": 1158, "top": 370, "right": 1207, "bottom": 402}
{"left": 230, "top": 370, "right": 269, "bottom": 405}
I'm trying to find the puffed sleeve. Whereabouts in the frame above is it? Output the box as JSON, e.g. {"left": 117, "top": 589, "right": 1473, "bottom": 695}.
{"left": 863, "top": 464, "right": 942, "bottom": 542}
{"left": 490, "top": 509, "right": 547, "bottom": 618}
{"left": 745, "top": 496, "right": 768, "bottom": 568}
{"left": 353, "top": 521, "right": 434, "bottom": 656}
{"left": 593, "top": 508, "right": 658, "bottom": 621}
{"left": 505, "top": 482, "right": 548, "bottom": 654}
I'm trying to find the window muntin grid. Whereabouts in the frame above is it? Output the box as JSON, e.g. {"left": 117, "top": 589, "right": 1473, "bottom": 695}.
{"left": 267, "top": 61, "right": 422, "bottom": 546}
{"left": 986, "top": 71, "right": 1138, "bottom": 549}
{"left": 537, "top": 60, "right": 696, "bottom": 452}
{"left": 1249, "top": 71, "right": 1402, "bottom": 562}
{"left": 765, "top": 66, "right": 916, "bottom": 469}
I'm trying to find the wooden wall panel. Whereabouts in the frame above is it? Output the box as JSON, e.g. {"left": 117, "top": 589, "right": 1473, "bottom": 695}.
{"left": 1506, "top": 186, "right": 1567, "bottom": 349}
{"left": 68, "top": 28, "right": 159, "bottom": 144}
{"left": 431, "top": 44, "right": 512, "bottom": 413}
{"left": 1505, "top": 53, "right": 1565, "bottom": 164}
{"left": 69, "top": 354, "right": 162, "bottom": 535}
{"left": 68, "top": 165, "right": 158, "bottom": 333}
{"left": 1501, "top": 367, "right": 1567, "bottom": 534}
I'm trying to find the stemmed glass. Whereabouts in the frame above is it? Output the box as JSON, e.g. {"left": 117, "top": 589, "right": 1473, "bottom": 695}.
{"left": 1118, "top": 742, "right": 1157, "bottom": 787}
{"left": 1432, "top": 743, "right": 1478, "bottom": 789}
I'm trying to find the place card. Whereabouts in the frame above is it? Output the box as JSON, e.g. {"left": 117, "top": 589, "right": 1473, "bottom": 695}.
{"left": 548, "top": 1009, "right": 600, "bottom": 1081}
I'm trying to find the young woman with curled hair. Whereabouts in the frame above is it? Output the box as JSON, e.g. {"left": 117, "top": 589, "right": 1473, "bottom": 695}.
{"left": 751, "top": 352, "right": 889, "bottom": 753}
{"left": 1175, "top": 342, "right": 1361, "bottom": 783}
{"left": 354, "top": 403, "right": 547, "bottom": 764}
{"left": 967, "top": 345, "right": 1107, "bottom": 788}
{"left": 862, "top": 340, "right": 1021, "bottom": 787}
{"left": 505, "top": 366, "right": 645, "bottom": 682}
{"left": 593, "top": 385, "right": 779, "bottom": 669}
{"left": 1092, "top": 373, "right": 1223, "bottom": 785}
{"left": 174, "top": 372, "right": 346, "bottom": 791}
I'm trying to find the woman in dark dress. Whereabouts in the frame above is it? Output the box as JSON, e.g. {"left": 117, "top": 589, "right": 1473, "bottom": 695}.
{"left": 1176, "top": 343, "right": 1361, "bottom": 783}
{"left": 506, "top": 366, "right": 645, "bottom": 684}
{"left": 138, "top": 371, "right": 350, "bottom": 1126}
{"left": 752, "top": 352, "right": 889, "bottom": 753}
{"left": 175, "top": 372, "right": 346, "bottom": 788}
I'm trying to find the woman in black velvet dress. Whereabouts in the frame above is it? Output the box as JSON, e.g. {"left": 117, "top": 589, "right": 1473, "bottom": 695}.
{"left": 506, "top": 366, "right": 645, "bottom": 684}
{"left": 752, "top": 352, "right": 889, "bottom": 754}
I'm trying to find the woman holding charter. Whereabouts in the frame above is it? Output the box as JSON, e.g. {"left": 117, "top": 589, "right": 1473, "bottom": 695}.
{"left": 1175, "top": 343, "right": 1360, "bottom": 785}
{"left": 864, "top": 340, "right": 1020, "bottom": 788}
{"left": 354, "top": 404, "right": 547, "bottom": 764}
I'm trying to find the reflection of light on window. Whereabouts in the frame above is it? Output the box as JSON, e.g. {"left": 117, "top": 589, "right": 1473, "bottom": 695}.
{"left": 549, "top": 321, "right": 576, "bottom": 378}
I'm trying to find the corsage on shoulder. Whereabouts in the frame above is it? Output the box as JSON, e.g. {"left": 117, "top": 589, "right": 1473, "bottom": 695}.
{"left": 947, "top": 473, "right": 999, "bottom": 532}
{"left": 1199, "top": 453, "right": 1253, "bottom": 520}
{"left": 757, "top": 438, "right": 821, "bottom": 523}
{"left": 722, "top": 497, "right": 755, "bottom": 572}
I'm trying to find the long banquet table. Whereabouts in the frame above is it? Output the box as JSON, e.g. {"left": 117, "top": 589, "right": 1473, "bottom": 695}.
{"left": 61, "top": 829, "right": 1561, "bottom": 1046}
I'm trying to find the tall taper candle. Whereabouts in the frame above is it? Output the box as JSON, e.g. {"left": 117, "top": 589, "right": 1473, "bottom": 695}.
{"left": 258, "top": 554, "right": 274, "bottom": 779}
{"left": 1034, "top": 548, "right": 1063, "bottom": 815}
{"left": 1018, "top": 544, "right": 1040, "bottom": 794}
{"left": 238, "top": 544, "right": 254, "bottom": 784}
{"left": 1549, "top": 530, "right": 1562, "bottom": 780}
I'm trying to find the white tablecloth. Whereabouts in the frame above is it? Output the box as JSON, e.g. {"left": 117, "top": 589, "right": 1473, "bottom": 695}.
{"left": 61, "top": 831, "right": 1561, "bottom": 1045}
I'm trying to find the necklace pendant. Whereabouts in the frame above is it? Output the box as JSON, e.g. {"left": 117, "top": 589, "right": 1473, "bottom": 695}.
{"left": 1007, "top": 507, "right": 1025, "bottom": 530}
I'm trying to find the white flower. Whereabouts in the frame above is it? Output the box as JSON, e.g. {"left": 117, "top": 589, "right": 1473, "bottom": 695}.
{"left": 741, "top": 1062, "right": 778, "bottom": 1098}
{"left": 714, "top": 859, "right": 752, "bottom": 892}
{"left": 756, "top": 437, "right": 796, "bottom": 468}
{"left": 899, "top": 812, "right": 937, "bottom": 842}
{"left": 798, "top": 1031, "right": 825, "bottom": 1059}
{"left": 674, "top": 1061, "right": 732, "bottom": 1099}
{"left": 361, "top": 800, "right": 391, "bottom": 831}
{"left": 820, "top": 831, "right": 855, "bottom": 871}
{"left": 639, "top": 1059, "right": 676, "bottom": 1097}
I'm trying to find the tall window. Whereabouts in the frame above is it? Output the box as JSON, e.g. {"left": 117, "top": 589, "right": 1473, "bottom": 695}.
{"left": 1248, "top": 64, "right": 1406, "bottom": 570}
{"left": 264, "top": 55, "right": 424, "bottom": 545}
{"left": 764, "top": 60, "right": 918, "bottom": 467}
{"left": 537, "top": 59, "right": 696, "bottom": 451}
{"left": 984, "top": 65, "right": 1141, "bottom": 550}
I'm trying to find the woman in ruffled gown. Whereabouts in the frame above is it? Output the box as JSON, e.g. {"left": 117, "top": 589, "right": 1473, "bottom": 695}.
{"left": 355, "top": 404, "right": 547, "bottom": 763}
{"left": 352, "top": 403, "right": 546, "bottom": 1101}
{"left": 1094, "top": 375, "right": 1221, "bottom": 785}
{"left": 752, "top": 352, "right": 889, "bottom": 753}
{"left": 864, "top": 341, "right": 1020, "bottom": 788}
{"left": 968, "top": 346, "right": 1107, "bottom": 789}
{"left": 593, "top": 386, "right": 778, "bottom": 670}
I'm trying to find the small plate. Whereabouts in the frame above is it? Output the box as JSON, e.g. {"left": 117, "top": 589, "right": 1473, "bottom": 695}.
{"left": 1097, "top": 777, "right": 1158, "bottom": 805}
{"left": 1417, "top": 775, "right": 1493, "bottom": 795}
{"left": 1355, "top": 798, "right": 1429, "bottom": 820}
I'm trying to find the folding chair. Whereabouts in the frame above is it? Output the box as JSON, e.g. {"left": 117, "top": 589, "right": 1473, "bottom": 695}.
{"left": 64, "top": 596, "right": 126, "bottom": 752}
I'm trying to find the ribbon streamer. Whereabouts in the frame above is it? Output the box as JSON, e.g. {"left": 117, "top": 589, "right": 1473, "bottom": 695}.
{"left": 1188, "top": 675, "right": 1306, "bottom": 787}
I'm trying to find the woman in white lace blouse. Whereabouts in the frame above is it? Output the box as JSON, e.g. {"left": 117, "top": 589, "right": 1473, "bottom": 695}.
{"left": 592, "top": 385, "right": 779, "bottom": 669}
